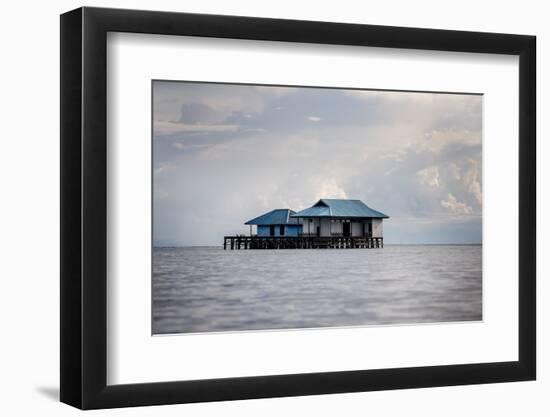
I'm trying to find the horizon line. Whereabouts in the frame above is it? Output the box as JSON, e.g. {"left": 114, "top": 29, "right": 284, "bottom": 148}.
{"left": 153, "top": 243, "right": 483, "bottom": 248}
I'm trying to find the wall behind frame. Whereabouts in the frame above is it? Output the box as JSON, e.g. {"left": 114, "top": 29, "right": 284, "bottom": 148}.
{"left": 0, "top": 0, "right": 544, "bottom": 416}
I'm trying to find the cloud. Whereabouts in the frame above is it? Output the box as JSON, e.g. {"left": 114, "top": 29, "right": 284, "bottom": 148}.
{"left": 152, "top": 81, "right": 482, "bottom": 245}
{"left": 154, "top": 121, "right": 239, "bottom": 135}
{"left": 313, "top": 179, "right": 348, "bottom": 201}
{"left": 253, "top": 85, "right": 296, "bottom": 97}
{"left": 462, "top": 159, "right": 482, "bottom": 205}
{"left": 154, "top": 161, "right": 174, "bottom": 177}
{"left": 344, "top": 89, "right": 439, "bottom": 103}
{"left": 440, "top": 193, "right": 474, "bottom": 216}
{"left": 417, "top": 166, "right": 440, "bottom": 188}
{"left": 172, "top": 142, "right": 213, "bottom": 151}
{"left": 178, "top": 102, "right": 228, "bottom": 124}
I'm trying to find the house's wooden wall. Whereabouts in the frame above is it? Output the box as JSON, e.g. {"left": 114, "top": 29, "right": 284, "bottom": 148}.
{"left": 372, "top": 218, "right": 383, "bottom": 238}
{"left": 257, "top": 225, "right": 302, "bottom": 237}
{"left": 294, "top": 218, "right": 384, "bottom": 237}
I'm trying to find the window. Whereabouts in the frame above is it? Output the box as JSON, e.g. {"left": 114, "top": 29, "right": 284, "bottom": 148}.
{"left": 279, "top": 225, "right": 285, "bottom": 236}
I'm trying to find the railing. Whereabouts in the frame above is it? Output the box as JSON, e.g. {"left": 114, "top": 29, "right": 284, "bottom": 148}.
{"left": 297, "top": 232, "right": 374, "bottom": 237}
{"left": 223, "top": 235, "right": 383, "bottom": 250}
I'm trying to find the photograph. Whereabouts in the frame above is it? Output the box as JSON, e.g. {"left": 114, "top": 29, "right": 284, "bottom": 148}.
{"left": 54, "top": 3, "right": 538, "bottom": 411}
{"left": 152, "top": 81, "right": 483, "bottom": 335}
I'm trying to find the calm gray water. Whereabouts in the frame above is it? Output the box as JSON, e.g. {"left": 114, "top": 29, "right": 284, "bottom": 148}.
{"left": 153, "top": 245, "right": 482, "bottom": 334}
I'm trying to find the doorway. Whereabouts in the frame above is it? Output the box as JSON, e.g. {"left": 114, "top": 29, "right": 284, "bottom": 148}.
{"left": 343, "top": 222, "right": 351, "bottom": 237}
{"left": 269, "top": 225, "right": 275, "bottom": 236}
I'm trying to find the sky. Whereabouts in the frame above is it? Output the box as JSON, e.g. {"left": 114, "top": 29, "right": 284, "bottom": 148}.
{"left": 153, "top": 81, "right": 482, "bottom": 246}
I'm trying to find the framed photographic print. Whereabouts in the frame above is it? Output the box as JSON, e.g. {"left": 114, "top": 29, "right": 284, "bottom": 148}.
{"left": 60, "top": 6, "right": 536, "bottom": 409}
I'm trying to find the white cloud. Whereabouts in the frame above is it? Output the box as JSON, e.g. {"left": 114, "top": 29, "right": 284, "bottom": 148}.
{"left": 306, "top": 116, "right": 321, "bottom": 122}
{"left": 154, "top": 120, "right": 239, "bottom": 135}
{"left": 172, "top": 142, "right": 212, "bottom": 151}
{"left": 420, "top": 128, "right": 481, "bottom": 153}
{"left": 450, "top": 163, "right": 462, "bottom": 180}
{"left": 314, "top": 179, "right": 348, "bottom": 201}
{"left": 154, "top": 161, "right": 174, "bottom": 177}
{"left": 417, "top": 166, "right": 440, "bottom": 188}
{"left": 462, "top": 159, "right": 482, "bottom": 205}
{"left": 441, "top": 193, "right": 473, "bottom": 215}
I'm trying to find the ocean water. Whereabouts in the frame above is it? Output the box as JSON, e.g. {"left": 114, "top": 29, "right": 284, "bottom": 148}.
{"left": 152, "top": 245, "right": 482, "bottom": 334}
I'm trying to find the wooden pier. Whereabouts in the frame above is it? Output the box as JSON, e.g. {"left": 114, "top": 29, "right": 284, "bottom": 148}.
{"left": 223, "top": 235, "right": 383, "bottom": 250}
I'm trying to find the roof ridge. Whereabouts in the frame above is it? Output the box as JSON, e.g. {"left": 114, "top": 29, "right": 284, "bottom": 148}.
{"left": 245, "top": 207, "right": 300, "bottom": 225}
{"left": 322, "top": 198, "right": 361, "bottom": 201}
{"left": 290, "top": 198, "right": 389, "bottom": 219}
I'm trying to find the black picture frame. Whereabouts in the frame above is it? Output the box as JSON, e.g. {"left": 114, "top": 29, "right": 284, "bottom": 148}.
{"left": 60, "top": 6, "right": 536, "bottom": 410}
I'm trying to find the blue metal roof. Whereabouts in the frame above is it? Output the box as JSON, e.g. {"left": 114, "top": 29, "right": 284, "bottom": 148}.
{"left": 291, "top": 199, "right": 389, "bottom": 218}
{"left": 245, "top": 209, "right": 299, "bottom": 225}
